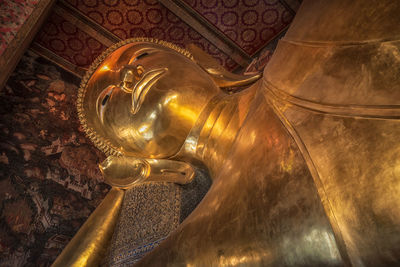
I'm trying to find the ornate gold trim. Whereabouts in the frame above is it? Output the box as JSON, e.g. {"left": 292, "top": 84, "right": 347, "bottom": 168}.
{"left": 77, "top": 38, "right": 194, "bottom": 156}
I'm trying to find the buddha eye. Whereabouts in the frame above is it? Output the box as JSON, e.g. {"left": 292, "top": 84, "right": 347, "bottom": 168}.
{"left": 102, "top": 88, "right": 113, "bottom": 105}
{"left": 102, "top": 94, "right": 110, "bottom": 106}
{"left": 96, "top": 86, "right": 114, "bottom": 123}
{"left": 136, "top": 52, "right": 148, "bottom": 60}
{"left": 129, "top": 50, "right": 153, "bottom": 65}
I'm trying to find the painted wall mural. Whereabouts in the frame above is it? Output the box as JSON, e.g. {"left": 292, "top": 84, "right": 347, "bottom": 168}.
{"left": 0, "top": 51, "right": 108, "bottom": 266}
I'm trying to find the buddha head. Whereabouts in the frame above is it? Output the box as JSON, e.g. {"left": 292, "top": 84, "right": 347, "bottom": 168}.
{"left": 77, "top": 38, "right": 221, "bottom": 159}
{"left": 78, "top": 38, "right": 260, "bottom": 159}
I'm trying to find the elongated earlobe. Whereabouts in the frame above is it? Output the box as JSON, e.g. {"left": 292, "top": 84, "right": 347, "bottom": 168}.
{"left": 187, "top": 44, "right": 262, "bottom": 88}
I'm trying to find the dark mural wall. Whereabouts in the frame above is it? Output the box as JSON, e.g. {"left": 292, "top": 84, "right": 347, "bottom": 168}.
{"left": 0, "top": 51, "right": 109, "bottom": 266}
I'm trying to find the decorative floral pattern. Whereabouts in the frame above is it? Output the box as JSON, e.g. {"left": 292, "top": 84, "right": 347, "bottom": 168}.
{"left": 35, "top": 13, "right": 107, "bottom": 68}
{"left": 0, "top": 0, "right": 38, "bottom": 56}
{"left": 0, "top": 51, "right": 109, "bottom": 266}
{"left": 107, "top": 182, "right": 181, "bottom": 266}
{"left": 64, "top": 0, "right": 237, "bottom": 69}
{"left": 183, "top": 0, "right": 294, "bottom": 55}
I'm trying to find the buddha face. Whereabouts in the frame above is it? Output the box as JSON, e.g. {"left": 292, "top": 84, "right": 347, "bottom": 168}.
{"left": 80, "top": 41, "right": 219, "bottom": 158}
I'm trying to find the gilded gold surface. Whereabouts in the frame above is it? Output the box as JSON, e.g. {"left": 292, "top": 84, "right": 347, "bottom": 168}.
{"left": 187, "top": 44, "right": 261, "bottom": 89}
{"left": 56, "top": 0, "right": 400, "bottom": 265}
{"left": 100, "top": 156, "right": 195, "bottom": 188}
{"left": 76, "top": 37, "right": 260, "bottom": 158}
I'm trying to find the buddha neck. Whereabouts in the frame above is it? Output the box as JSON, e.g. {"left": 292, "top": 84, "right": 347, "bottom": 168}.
{"left": 176, "top": 84, "right": 258, "bottom": 178}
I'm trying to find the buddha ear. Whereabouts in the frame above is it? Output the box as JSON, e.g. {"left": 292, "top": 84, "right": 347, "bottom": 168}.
{"left": 186, "top": 44, "right": 261, "bottom": 88}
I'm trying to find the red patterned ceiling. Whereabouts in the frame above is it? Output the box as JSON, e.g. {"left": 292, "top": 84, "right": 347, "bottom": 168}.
{"left": 56, "top": 0, "right": 237, "bottom": 69}
{"left": 35, "top": 13, "right": 107, "bottom": 68}
{"left": 183, "top": 0, "right": 293, "bottom": 55}
{"left": 32, "top": 0, "right": 297, "bottom": 74}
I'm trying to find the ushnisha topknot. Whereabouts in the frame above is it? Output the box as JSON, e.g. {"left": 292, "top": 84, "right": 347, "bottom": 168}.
{"left": 76, "top": 37, "right": 194, "bottom": 156}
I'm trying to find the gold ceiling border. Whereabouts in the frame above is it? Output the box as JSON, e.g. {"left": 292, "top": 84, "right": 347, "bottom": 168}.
{"left": 76, "top": 37, "right": 194, "bottom": 156}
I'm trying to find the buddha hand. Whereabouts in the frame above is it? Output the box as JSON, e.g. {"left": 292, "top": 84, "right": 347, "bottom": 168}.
{"left": 99, "top": 155, "right": 195, "bottom": 189}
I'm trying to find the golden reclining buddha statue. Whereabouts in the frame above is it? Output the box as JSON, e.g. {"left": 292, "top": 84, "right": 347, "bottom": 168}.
{"left": 53, "top": 0, "right": 400, "bottom": 266}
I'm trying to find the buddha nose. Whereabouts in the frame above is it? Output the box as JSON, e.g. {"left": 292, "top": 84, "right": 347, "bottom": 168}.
{"left": 121, "top": 65, "right": 145, "bottom": 93}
